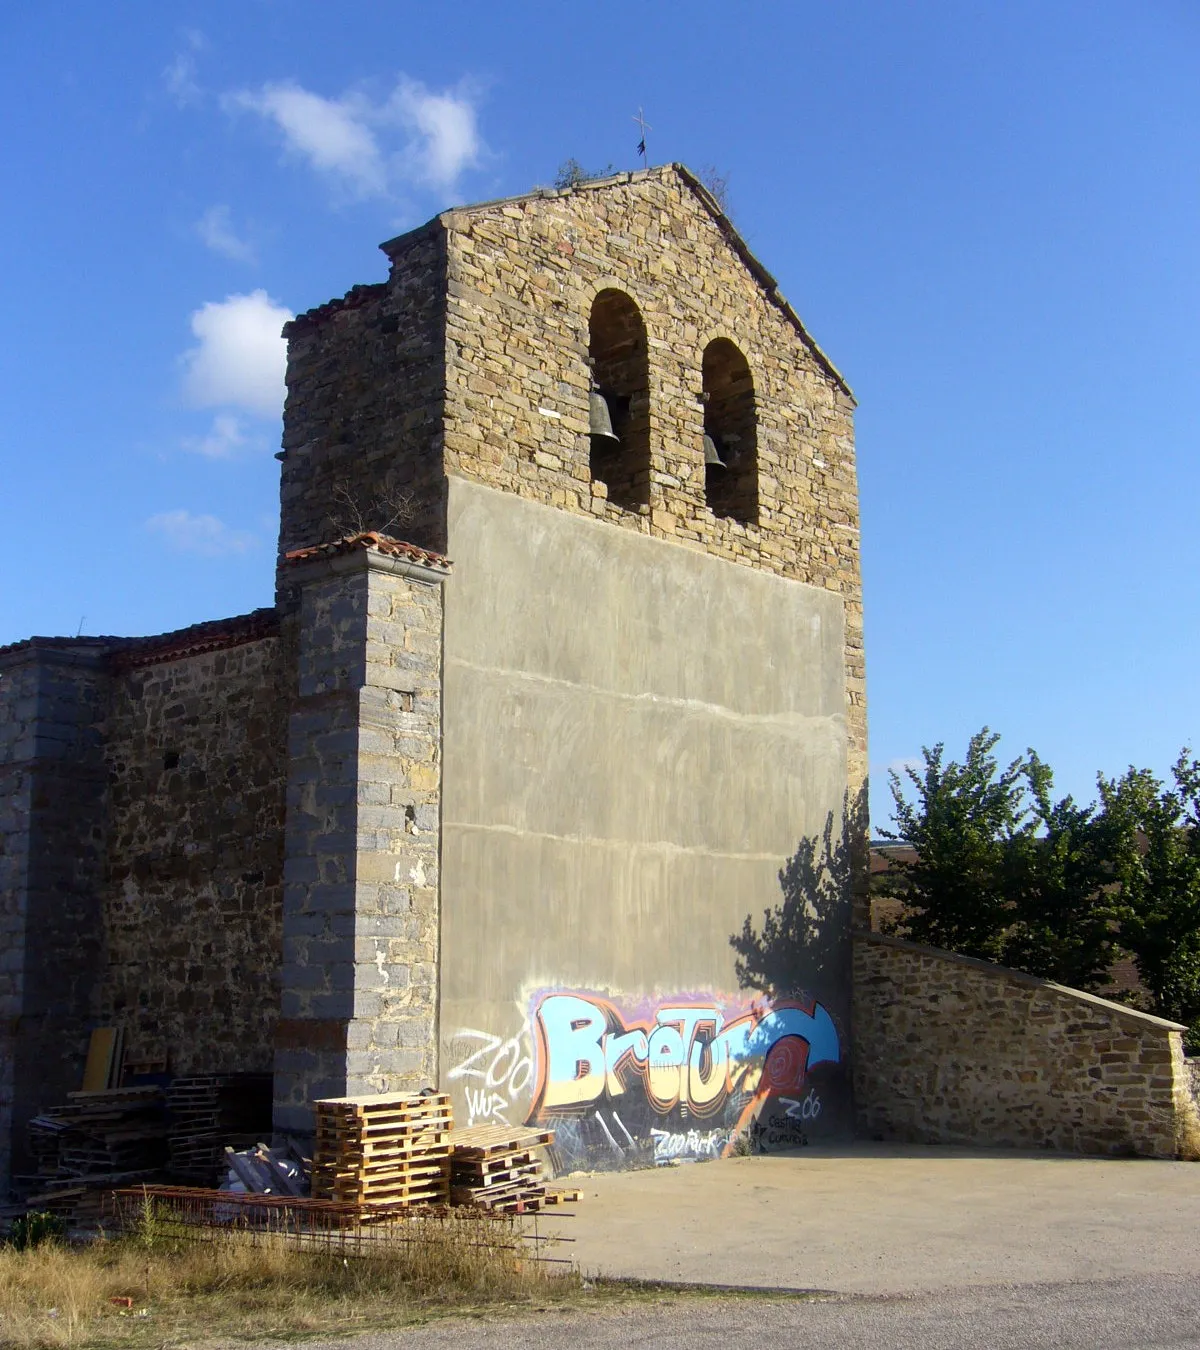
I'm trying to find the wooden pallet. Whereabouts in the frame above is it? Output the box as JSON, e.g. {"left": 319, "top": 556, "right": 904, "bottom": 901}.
{"left": 448, "top": 1124, "right": 554, "bottom": 1157}
{"left": 330, "top": 1177, "right": 451, "bottom": 1206}
{"left": 452, "top": 1160, "right": 541, "bottom": 1189}
{"left": 167, "top": 1076, "right": 272, "bottom": 1184}
{"left": 447, "top": 1123, "right": 559, "bottom": 1214}
{"left": 312, "top": 1092, "right": 454, "bottom": 1208}
{"left": 316, "top": 1135, "right": 450, "bottom": 1163}
{"left": 27, "top": 1088, "right": 168, "bottom": 1191}
{"left": 453, "top": 1183, "right": 549, "bottom": 1214}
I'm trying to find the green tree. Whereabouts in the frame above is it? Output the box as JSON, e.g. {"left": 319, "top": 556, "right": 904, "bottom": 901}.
{"left": 879, "top": 729, "right": 1027, "bottom": 961}
{"left": 1101, "top": 751, "right": 1200, "bottom": 1040}
{"left": 1000, "top": 752, "right": 1120, "bottom": 990}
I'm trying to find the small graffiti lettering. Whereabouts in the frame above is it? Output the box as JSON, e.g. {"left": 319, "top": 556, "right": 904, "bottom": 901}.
{"left": 447, "top": 1027, "right": 535, "bottom": 1127}
{"left": 781, "top": 1089, "right": 822, "bottom": 1122}
{"left": 651, "top": 1127, "right": 731, "bottom": 1162}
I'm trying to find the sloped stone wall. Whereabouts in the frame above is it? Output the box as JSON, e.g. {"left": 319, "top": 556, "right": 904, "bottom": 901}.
{"left": 854, "top": 931, "right": 1200, "bottom": 1158}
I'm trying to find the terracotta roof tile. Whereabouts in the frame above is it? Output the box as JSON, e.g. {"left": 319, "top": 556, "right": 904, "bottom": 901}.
{"left": 111, "top": 609, "right": 279, "bottom": 670}
{"left": 0, "top": 609, "right": 280, "bottom": 668}
{"left": 284, "top": 532, "right": 452, "bottom": 571}
{"left": 283, "top": 283, "right": 389, "bottom": 337}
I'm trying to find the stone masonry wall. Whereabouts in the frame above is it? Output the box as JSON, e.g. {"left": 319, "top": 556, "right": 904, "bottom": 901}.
{"left": 0, "top": 645, "right": 110, "bottom": 1185}
{"left": 0, "top": 656, "right": 39, "bottom": 1187}
{"left": 277, "top": 226, "right": 450, "bottom": 609}
{"left": 854, "top": 931, "right": 1200, "bottom": 1158}
{"left": 274, "top": 545, "right": 445, "bottom": 1134}
{"left": 98, "top": 636, "right": 287, "bottom": 1075}
{"left": 437, "top": 167, "right": 866, "bottom": 801}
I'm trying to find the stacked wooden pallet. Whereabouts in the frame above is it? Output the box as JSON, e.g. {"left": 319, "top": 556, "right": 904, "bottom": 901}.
{"left": 311, "top": 1092, "right": 452, "bottom": 1207}
{"left": 27, "top": 1087, "right": 167, "bottom": 1177}
{"left": 167, "top": 1074, "right": 273, "bottom": 1184}
{"left": 448, "top": 1124, "right": 558, "bottom": 1213}
{"left": 24, "top": 1087, "right": 168, "bottom": 1224}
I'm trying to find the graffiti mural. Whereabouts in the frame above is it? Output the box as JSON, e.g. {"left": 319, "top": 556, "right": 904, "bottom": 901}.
{"left": 525, "top": 990, "right": 842, "bottom": 1170}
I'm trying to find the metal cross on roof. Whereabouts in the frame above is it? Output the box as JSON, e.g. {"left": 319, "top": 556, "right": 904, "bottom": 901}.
{"left": 632, "top": 107, "right": 652, "bottom": 168}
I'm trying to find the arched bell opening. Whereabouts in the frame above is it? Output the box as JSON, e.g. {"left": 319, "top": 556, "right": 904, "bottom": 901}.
{"left": 588, "top": 289, "right": 651, "bottom": 512}
{"left": 702, "top": 339, "right": 758, "bottom": 526}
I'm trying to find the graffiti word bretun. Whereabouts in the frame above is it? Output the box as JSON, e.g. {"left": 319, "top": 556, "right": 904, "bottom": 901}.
{"left": 530, "top": 992, "right": 840, "bottom": 1120}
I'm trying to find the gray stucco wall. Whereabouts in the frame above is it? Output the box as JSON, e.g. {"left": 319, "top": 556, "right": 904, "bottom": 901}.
{"left": 439, "top": 478, "right": 851, "bottom": 1169}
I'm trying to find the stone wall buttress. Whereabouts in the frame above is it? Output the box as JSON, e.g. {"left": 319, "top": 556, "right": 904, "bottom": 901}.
{"left": 274, "top": 545, "right": 447, "bottom": 1134}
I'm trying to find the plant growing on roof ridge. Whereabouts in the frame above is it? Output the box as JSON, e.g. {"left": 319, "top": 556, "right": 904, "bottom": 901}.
{"left": 552, "top": 158, "right": 617, "bottom": 190}
{"left": 697, "top": 164, "right": 733, "bottom": 217}
{"left": 324, "top": 478, "right": 415, "bottom": 542}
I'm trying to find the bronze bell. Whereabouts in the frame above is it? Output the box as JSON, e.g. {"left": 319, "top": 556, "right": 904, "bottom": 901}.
{"left": 589, "top": 390, "right": 621, "bottom": 444}
{"left": 703, "top": 433, "right": 726, "bottom": 467}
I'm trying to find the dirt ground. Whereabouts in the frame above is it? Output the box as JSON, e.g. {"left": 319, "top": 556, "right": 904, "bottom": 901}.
{"left": 534, "top": 1142, "right": 1200, "bottom": 1295}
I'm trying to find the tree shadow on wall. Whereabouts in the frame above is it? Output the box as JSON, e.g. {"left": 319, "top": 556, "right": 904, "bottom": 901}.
{"left": 729, "top": 786, "right": 869, "bottom": 1001}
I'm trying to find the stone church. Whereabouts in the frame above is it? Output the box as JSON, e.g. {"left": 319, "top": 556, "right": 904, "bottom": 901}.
{"left": 0, "top": 163, "right": 868, "bottom": 1188}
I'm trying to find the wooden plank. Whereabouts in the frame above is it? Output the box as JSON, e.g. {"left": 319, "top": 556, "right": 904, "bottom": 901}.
{"left": 314, "top": 1092, "right": 451, "bottom": 1110}
{"left": 315, "top": 1163, "right": 448, "bottom": 1186}
{"left": 452, "top": 1149, "right": 537, "bottom": 1176}
{"left": 312, "top": 1134, "right": 450, "bottom": 1161}
{"left": 451, "top": 1163, "right": 542, "bottom": 1189}
{"left": 325, "top": 1180, "right": 450, "bottom": 1204}
{"left": 314, "top": 1117, "right": 453, "bottom": 1139}
{"left": 315, "top": 1136, "right": 451, "bottom": 1154}
{"left": 80, "top": 1029, "right": 120, "bottom": 1093}
{"left": 108, "top": 1027, "right": 125, "bottom": 1090}
{"left": 317, "top": 1155, "right": 450, "bottom": 1176}
{"left": 314, "top": 1114, "right": 453, "bottom": 1136}
{"left": 67, "top": 1086, "right": 162, "bottom": 1102}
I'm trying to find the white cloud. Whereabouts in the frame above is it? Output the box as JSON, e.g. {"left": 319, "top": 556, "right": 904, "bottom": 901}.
{"left": 226, "top": 75, "right": 482, "bottom": 198}
{"left": 389, "top": 78, "right": 481, "bottom": 187}
{"left": 146, "top": 510, "right": 257, "bottom": 557}
{"left": 181, "top": 290, "right": 292, "bottom": 417}
{"left": 182, "top": 413, "right": 258, "bottom": 459}
{"left": 196, "top": 205, "right": 255, "bottom": 263}
{"left": 164, "top": 30, "right": 206, "bottom": 107}
{"left": 227, "top": 82, "right": 386, "bottom": 195}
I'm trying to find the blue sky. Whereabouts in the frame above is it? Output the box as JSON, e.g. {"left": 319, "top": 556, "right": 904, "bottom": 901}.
{"left": 2, "top": 1, "right": 1197, "bottom": 830}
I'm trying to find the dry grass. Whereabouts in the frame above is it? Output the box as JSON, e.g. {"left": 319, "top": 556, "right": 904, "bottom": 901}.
{"left": 0, "top": 1210, "right": 577, "bottom": 1349}
{"left": 1177, "top": 1109, "right": 1200, "bottom": 1161}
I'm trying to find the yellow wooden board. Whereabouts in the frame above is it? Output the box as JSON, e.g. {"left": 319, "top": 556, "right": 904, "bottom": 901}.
{"left": 80, "top": 1028, "right": 120, "bottom": 1092}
